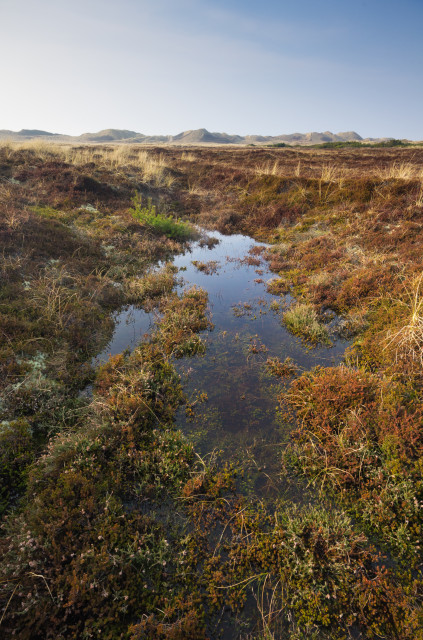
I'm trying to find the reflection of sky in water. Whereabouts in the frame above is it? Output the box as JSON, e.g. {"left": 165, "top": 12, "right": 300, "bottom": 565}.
{"left": 172, "top": 231, "right": 349, "bottom": 498}
{"left": 173, "top": 231, "right": 346, "bottom": 369}
{"left": 93, "top": 229, "right": 349, "bottom": 497}
{"left": 94, "top": 306, "right": 156, "bottom": 365}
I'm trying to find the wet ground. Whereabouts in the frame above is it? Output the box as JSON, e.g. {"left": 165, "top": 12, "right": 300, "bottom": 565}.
{"left": 95, "top": 230, "right": 349, "bottom": 499}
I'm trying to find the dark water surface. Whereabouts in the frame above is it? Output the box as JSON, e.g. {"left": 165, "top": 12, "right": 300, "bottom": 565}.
{"left": 95, "top": 230, "right": 349, "bottom": 499}
{"left": 172, "top": 232, "right": 348, "bottom": 498}
{"left": 94, "top": 305, "right": 155, "bottom": 364}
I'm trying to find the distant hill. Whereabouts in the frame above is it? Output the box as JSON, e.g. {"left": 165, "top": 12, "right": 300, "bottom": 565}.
{"left": 258, "top": 131, "right": 363, "bottom": 144}
{"left": 0, "top": 128, "right": 62, "bottom": 139}
{"left": 171, "top": 128, "right": 244, "bottom": 144}
{"left": 78, "top": 129, "right": 140, "bottom": 142}
{"left": 0, "top": 127, "right": 406, "bottom": 146}
{"left": 19, "top": 129, "right": 60, "bottom": 137}
{"left": 0, "top": 129, "right": 71, "bottom": 141}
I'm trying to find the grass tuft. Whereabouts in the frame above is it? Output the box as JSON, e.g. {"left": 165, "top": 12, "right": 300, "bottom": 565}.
{"left": 377, "top": 161, "right": 417, "bottom": 180}
{"left": 283, "top": 302, "right": 331, "bottom": 345}
{"left": 130, "top": 194, "right": 195, "bottom": 240}
{"left": 384, "top": 272, "right": 423, "bottom": 366}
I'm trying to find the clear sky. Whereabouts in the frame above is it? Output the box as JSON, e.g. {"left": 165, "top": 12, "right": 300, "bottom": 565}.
{"left": 1, "top": 0, "right": 422, "bottom": 139}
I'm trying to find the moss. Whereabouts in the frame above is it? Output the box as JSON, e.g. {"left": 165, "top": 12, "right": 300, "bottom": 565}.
{"left": 2, "top": 143, "right": 423, "bottom": 639}
{"left": 0, "top": 419, "right": 34, "bottom": 513}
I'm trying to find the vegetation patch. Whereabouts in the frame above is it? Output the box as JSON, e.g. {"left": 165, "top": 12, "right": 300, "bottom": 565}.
{"left": 2, "top": 141, "right": 423, "bottom": 638}
{"left": 130, "top": 194, "right": 195, "bottom": 240}
{"left": 283, "top": 302, "right": 331, "bottom": 345}
{"left": 191, "top": 259, "right": 219, "bottom": 275}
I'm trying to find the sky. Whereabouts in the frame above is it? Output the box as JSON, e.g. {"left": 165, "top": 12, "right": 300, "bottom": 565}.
{"left": 1, "top": 0, "right": 422, "bottom": 139}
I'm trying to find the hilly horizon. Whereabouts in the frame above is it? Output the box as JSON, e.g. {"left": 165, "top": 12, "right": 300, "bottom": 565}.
{"left": 0, "top": 127, "right": 402, "bottom": 145}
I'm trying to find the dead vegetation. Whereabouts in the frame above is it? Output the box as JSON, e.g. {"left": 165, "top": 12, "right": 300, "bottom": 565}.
{"left": 1, "top": 141, "right": 423, "bottom": 639}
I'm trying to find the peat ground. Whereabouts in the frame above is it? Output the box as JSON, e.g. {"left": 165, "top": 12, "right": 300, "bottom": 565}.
{"left": 0, "top": 142, "right": 422, "bottom": 639}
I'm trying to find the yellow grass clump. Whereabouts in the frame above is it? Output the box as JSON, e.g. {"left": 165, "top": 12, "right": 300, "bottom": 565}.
{"left": 0, "top": 141, "right": 175, "bottom": 187}
{"left": 385, "top": 272, "right": 423, "bottom": 367}
{"left": 377, "top": 161, "right": 417, "bottom": 181}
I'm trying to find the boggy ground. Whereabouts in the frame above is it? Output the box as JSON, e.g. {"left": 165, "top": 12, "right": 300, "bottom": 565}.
{"left": 0, "top": 141, "right": 422, "bottom": 639}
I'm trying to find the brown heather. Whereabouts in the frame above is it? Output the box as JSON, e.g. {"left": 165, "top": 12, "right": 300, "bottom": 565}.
{"left": 0, "top": 141, "right": 423, "bottom": 639}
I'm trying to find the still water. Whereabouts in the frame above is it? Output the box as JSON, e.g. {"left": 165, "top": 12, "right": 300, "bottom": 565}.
{"left": 95, "top": 230, "right": 348, "bottom": 497}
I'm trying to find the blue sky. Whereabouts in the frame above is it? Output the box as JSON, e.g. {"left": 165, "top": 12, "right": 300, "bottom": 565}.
{"left": 1, "top": 0, "right": 422, "bottom": 138}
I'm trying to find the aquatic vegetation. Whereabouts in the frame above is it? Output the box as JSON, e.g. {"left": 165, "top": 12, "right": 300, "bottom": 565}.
{"left": 191, "top": 259, "right": 219, "bottom": 274}
{"left": 266, "top": 355, "right": 298, "bottom": 378}
{"left": 125, "top": 263, "right": 179, "bottom": 304}
{"left": 2, "top": 142, "right": 423, "bottom": 638}
{"left": 156, "top": 286, "right": 213, "bottom": 358}
{"left": 266, "top": 276, "right": 291, "bottom": 295}
{"left": 283, "top": 302, "right": 331, "bottom": 345}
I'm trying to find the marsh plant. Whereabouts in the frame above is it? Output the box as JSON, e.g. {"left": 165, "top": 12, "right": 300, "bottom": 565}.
{"left": 130, "top": 194, "right": 195, "bottom": 240}
{"left": 384, "top": 272, "right": 423, "bottom": 367}
{"left": 2, "top": 141, "right": 423, "bottom": 639}
{"left": 283, "top": 302, "right": 331, "bottom": 345}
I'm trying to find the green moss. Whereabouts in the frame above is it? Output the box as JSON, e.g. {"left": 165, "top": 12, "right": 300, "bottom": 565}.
{"left": 0, "top": 418, "right": 34, "bottom": 513}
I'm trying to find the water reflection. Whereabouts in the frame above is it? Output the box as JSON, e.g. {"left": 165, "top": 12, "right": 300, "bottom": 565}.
{"left": 93, "top": 229, "right": 349, "bottom": 497}
{"left": 94, "top": 306, "right": 155, "bottom": 365}
{"left": 171, "top": 231, "right": 349, "bottom": 497}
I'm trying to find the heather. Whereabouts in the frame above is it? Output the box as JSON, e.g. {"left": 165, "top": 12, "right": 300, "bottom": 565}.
{"left": 1, "top": 141, "right": 422, "bottom": 639}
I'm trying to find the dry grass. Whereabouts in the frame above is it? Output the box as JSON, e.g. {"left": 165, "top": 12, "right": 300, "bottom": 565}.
{"left": 385, "top": 272, "right": 423, "bottom": 366}
{"left": 320, "top": 163, "right": 341, "bottom": 182}
{"left": 377, "top": 161, "right": 418, "bottom": 181}
{"left": 255, "top": 160, "right": 280, "bottom": 176}
{"left": 19, "top": 139, "right": 60, "bottom": 155}
{"left": 0, "top": 140, "right": 175, "bottom": 187}
{"left": 181, "top": 152, "right": 197, "bottom": 162}
{"left": 253, "top": 574, "right": 285, "bottom": 640}
{"left": 187, "top": 179, "right": 207, "bottom": 195}
{"left": 65, "top": 146, "right": 175, "bottom": 187}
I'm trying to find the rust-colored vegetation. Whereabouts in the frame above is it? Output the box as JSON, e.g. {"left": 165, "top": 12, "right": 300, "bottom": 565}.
{"left": 1, "top": 141, "right": 423, "bottom": 638}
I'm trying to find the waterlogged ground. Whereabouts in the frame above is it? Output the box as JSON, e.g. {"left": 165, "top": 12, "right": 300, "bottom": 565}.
{"left": 3, "top": 145, "right": 422, "bottom": 639}
{"left": 99, "top": 230, "right": 349, "bottom": 498}
{"left": 95, "top": 305, "right": 156, "bottom": 363}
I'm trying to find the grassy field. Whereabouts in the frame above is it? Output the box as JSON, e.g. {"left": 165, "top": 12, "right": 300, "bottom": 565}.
{"left": 0, "top": 141, "right": 422, "bottom": 639}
